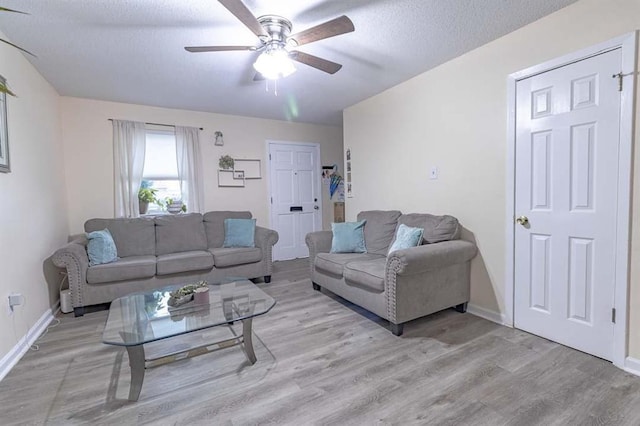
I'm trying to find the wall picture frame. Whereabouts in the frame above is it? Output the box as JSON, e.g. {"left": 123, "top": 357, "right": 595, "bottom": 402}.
{"left": 0, "top": 75, "right": 9, "bottom": 173}
{"left": 218, "top": 170, "right": 244, "bottom": 187}
{"left": 233, "top": 159, "right": 261, "bottom": 179}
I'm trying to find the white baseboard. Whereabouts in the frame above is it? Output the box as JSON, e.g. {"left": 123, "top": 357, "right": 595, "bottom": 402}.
{"left": 0, "top": 307, "right": 56, "bottom": 382}
{"left": 624, "top": 357, "right": 640, "bottom": 377}
{"left": 467, "top": 303, "right": 508, "bottom": 326}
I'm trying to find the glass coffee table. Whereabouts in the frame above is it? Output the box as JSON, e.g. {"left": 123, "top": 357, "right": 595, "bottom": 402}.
{"left": 102, "top": 278, "right": 275, "bottom": 401}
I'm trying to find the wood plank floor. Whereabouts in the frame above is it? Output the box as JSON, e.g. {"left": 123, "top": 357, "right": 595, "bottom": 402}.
{"left": 2, "top": 259, "right": 640, "bottom": 425}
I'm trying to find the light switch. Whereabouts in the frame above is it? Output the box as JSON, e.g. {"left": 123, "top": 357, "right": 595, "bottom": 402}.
{"left": 430, "top": 167, "right": 439, "bottom": 180}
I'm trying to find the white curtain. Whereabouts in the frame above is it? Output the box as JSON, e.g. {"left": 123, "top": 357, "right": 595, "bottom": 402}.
{"left": 113, "top": 120, "right": 146, "bottom": 218}
{"left": 175, "top": 126, "right": 204, "bottom": 213}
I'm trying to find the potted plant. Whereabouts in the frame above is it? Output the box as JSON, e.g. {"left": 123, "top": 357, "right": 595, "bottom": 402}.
{"left": 219, "top": 155, "right": 234, "bottom": 170}
{"left": 165, "top": 198, "right": 187, "bottom": 214}
{"left": 138, "top": 181, "right": 158, "bottom": 215}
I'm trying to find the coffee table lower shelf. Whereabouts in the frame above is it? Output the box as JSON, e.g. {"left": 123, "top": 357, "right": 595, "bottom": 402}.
{"left": 123, "top": 317, "right": 257, "bottom": 401}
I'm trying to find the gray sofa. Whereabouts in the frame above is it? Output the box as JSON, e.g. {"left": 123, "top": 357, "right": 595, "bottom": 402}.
{"left": 53, "top": 211, "right": 278, "bottom": 317}
{"left": 305, "top": 210, "right": 477, "bottom": 336}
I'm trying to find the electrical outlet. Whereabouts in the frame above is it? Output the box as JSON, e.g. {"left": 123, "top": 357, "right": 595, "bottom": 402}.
{"left": 430, "top": 167, "right": 439, "bottom": 180}
{"left": 8, "top": 293, "right": 23, "bottom": 313}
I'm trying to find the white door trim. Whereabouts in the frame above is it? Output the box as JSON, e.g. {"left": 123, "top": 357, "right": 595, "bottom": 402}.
{"left": 266, "top": 140, "right": 323, "bottom": 258}
{"left": 505, "top": 32, "right": 637, "bottom": 368}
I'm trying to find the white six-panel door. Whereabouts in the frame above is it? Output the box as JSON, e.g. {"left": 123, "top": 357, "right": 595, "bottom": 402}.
{"left": 514, "top": 49, "right": 621, "bottom": 361}
{"left": 269, "top": 142, "right": 322, "bottom": 260}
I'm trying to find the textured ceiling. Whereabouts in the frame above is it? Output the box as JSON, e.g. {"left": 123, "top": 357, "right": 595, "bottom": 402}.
{"left": 0, "top": 0, "right": 577, "bottom": 126}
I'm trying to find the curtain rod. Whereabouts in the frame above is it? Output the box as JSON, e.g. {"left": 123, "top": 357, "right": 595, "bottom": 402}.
{"left": 108, "top": 119, "right": 203, "bottom": 131}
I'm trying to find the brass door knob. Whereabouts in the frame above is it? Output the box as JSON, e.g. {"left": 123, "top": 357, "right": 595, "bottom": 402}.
{"left": 516, "top": 216, "right": 529, "bottom": 226}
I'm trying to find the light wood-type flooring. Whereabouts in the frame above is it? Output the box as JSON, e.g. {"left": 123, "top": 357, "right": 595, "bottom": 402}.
{"left": 2, "top": 259, "right": 640, "bottom": 425}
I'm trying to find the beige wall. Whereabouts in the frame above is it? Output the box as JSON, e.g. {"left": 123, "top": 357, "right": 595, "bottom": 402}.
{"left": 344, "top": 0, "right": 640, "bottom": 357}
{"left": 0, "top": 33, "right": 68, "bottom": 362}
{"left": 60, "top": 97, "right": 343, "bottom": 234}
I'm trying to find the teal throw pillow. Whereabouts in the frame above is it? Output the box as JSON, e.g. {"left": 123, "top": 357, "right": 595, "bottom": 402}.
{"left": 388, "top": 224, "right": 424, "bottom": 255}
{"left": 330, "top": 220, "right": 367, "bottom": 253}
{"left": 86, "top": 229, "right": 118, "bottom": 266}
{"left": 223, "top": 218, "right": 256, "bottom": 248}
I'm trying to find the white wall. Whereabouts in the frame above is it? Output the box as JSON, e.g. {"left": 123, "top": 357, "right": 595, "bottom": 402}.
{"left": 344, "top": 0, "right": 640, "bottom": 357}
{"left": 0, "top": 32, "right": 68, "bottom": 363}
{"left": 60, "top": 97, "right": 343, "bottom": 234}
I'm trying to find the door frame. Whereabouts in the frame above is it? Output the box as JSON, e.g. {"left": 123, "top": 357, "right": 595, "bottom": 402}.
{"left": 266, "top": 140, "right": 323, "bottom": 259}
{"left": 505, "top": 32, "right": 637, "bottom": 368}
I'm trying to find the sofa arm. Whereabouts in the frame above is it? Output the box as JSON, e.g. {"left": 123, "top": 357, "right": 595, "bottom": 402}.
{"left": 305, "top": 230, "right": 333, "bottom": 277}
{"left": 387, "top": 240, "right": 477, "bottom": 276}
{"left": 255, "top": 226, "right": 279, "bottom": 276}
{"left": 52, "top": 236, "right": 89, "bottom": 309}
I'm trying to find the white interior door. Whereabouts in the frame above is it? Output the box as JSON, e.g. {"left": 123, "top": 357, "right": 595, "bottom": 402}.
{"left": 269, "top": 142, "right": 322, "bottom": 260}
{"left": 514, "top": 49, "right": 621, "bottom": 361}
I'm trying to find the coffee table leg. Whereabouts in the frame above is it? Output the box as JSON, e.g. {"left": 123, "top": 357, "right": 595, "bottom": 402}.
{"left": 125, "top": 344, "right": 145, "bottom": 401}
{"left": 242, "top": 318, "right": 257, "bottom": 364}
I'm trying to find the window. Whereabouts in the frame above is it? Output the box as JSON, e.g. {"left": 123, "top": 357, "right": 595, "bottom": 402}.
{"left": 142, "top": 130, "right": 181, "bottom": 214}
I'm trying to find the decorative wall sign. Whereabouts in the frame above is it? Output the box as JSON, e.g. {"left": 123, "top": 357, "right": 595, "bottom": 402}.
{"left": 0, "top": 75, "right": 9, "bottom": 173}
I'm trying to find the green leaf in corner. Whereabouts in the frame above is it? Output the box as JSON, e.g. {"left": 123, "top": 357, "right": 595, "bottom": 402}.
{"left": 0, "top": 38, "right": 36, "bottom": 57}
{"left": 0, "top": 81, "right": 16, "bottom": 97}
{"left": 0, "top": 7, "right": 29, "bottom": 15}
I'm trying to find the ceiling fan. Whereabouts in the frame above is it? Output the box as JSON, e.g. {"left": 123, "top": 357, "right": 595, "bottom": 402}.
{"left": 185, "top": 0, "right": 355, "bottom": 81}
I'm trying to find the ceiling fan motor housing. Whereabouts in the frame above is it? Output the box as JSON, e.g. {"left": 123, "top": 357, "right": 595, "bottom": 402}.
{"left": 258, "top": 15, "right": 293, "bottom": 47}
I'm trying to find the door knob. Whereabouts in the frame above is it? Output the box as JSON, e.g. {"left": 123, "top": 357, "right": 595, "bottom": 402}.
{"left": 516, "top": 216, "right": 529, "bottom": 226}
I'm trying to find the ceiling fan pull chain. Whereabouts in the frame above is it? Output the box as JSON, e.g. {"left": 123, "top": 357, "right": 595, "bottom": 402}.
{"left": 274, "top": 79, "right": 278, "bottom": 96}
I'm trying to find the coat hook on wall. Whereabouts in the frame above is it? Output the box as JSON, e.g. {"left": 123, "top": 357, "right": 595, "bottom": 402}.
{"left": 214, "top": 131, "right": 224, "bottom": 146}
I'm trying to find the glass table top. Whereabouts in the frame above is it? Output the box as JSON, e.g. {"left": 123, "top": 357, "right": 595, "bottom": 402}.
{"left": 102, "top": 278, "right": 276, "bottom": 346}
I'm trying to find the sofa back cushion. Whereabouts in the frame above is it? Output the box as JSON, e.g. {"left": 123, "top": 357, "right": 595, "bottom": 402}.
{"left": 155, "top": 213, "right": 208, "bottom": 255}
{"left": 204, "top": 211, "right": 252, "bottom": 248}
{"left": 398, "top": 213, "right": 459, "bottom": 244}
{"left": 356, "top": 210, "right": 402, "bottom": 255}
{"left": 85, "top": 217, "right": 156, "bottom": 257}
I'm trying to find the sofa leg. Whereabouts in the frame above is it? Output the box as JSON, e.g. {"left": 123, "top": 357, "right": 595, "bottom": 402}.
{"left": 454, "top": 302, "right": 468, "bottom": 313}
{"left": 73, "top": 307, "right": 85, "bottom": 317}
{"left": 390, "top": 322, "right": 404, "bottom": 336}
{"left": 312, "top": 282, "right": 321, "bottom": 291}
{"left": 264, "top": 275, "right": 271, "bottom": 284}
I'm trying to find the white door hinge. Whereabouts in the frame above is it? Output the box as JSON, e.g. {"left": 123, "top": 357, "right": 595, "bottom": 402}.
{"left": 612, "top": 308, "right": 616, "bottom": 323}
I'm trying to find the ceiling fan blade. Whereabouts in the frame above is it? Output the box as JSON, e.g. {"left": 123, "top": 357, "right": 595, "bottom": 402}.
{"left": 288, "top": 15, "right": 354, "bottom": 47}
{"left": 290, "top": 51, "right": 342, "bottom": 74}
{"left": 185, "top": 45, "right": 255, "bottom": 53}
{"left": 218, "top": 0, "right": 268, "bottom": 38}
{"left": 253, "top": 72, "right": 265, "bottom": 82}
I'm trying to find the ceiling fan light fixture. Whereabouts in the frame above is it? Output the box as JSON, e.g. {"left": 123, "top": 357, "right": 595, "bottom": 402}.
{"left": 253, "top": 46, "right": 296, "bottom": 80}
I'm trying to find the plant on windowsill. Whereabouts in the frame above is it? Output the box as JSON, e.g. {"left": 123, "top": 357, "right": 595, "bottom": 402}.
{"left": 138, "top": 181, "right": 159, "bottom": 215}
{"left": 219, "top": 155, "right": 234, "bottom": 170}
{"left": 165, "top": 198, "right": 187, "bottom": 214}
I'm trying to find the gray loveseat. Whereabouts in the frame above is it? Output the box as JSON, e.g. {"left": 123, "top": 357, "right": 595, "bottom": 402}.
{"left": 53, "top": 211, "right": 278, "bottom": 317}
{"left": 305, "top": 210, "right": 476, "bottom": 336}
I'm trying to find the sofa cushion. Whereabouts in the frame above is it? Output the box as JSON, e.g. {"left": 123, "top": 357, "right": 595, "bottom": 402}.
{"left": 156, "top": 250, "right": 214, "bottom": 276}
{"left": 155, "top": 213, "right": 208, "bottom": 255}
{"left": 344, "top": 258, "right": 387, "bottom": 293}
{"left": 209, "top": 247, "right": 263, "bottom": 268}
{"left": 87, "top": 255, "right": 156, "bottom": 284}
{"left": 397, "top": 213, "right": 460, "bottom": 244}
{"left": 357, "top": 210, "right": 402, "bottom": 255}
{"left": 388, "top": 224, "right": 424, "bottom": 255}
{"left": 330, "top": 220, "right": 367, "bottom": 253}
{"left": 86, "top": 229, "right": 118, "bottom": 266}
{"left": 315, "top": 252, "right": 385, "bottom": 277}
{"left": 204, "top": 211, "right": 252, "bottom": 248}
{"left": 85, "top": 217, "right": 156, "bottom": 257}
{"left": 223, "top": 218, "right": 256, "bottom": 248}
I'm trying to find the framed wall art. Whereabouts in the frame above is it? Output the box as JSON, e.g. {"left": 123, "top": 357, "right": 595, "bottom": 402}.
{"left": 0, "top": 75, "right": 9, "bottom": 173}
